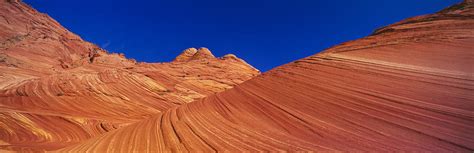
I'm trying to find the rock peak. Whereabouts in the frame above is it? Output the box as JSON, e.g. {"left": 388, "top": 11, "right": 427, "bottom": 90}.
{"left": 223, "top": 54, "right": 238, "bottom": 59}
{"left": 191, "top": 47, "right": 215, "bottom": 60}
{"left": 173, "top": 47, "right": 216, "bottom": 62}
{"left": 174, "top": 48, "right": 198, "bottom": 62}
{"left": 222, "top": 54, "right": 243, "bottom": 62}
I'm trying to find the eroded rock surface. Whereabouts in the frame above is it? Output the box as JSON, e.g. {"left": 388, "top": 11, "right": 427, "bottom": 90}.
{"left": 0, "top": 1, "right": 259, "bottom": 151}
{"left": 59, "top": 1, "right": 473, "bottom": 152}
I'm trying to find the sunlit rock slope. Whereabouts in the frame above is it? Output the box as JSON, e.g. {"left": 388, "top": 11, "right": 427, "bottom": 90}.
{"left": 0, "top": 0, "right": 259, "bottom": 151}
{"left": 60, "top": 0, "right": 473, "bottom": 152}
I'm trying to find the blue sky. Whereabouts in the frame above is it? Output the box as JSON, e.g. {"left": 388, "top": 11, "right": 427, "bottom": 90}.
{"left": 24, "top": 0, "right": 461, "bottom": 72}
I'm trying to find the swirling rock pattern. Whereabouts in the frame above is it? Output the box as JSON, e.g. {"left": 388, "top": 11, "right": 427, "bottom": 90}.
{"left": 0, "top": 1, "right": 259, "bottom": 152}
{"left": 59, "top": 1, "right": 474, "bottom": 152}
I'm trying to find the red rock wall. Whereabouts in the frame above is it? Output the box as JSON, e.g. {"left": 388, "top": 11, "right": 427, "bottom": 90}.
{"left": 58, "top": 1, "right": 474, "bottom": 152}
{"left": 0, "top": 1, "right": 259, "bottom": 151}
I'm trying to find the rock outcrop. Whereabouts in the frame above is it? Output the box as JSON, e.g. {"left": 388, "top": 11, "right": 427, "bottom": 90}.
{"left": 0, "top": 1, "right": 259, "bottom": 152}
{"left": 59, "top": 1, "right": 474, "bottom": 152}
{"left": 173, "top": 47, "right": 218, "bottom": 62}
{"left": 191, "top": 47, "right": 216, "bottom": 60}
{"left": 173, "top": 48, "right": 198, "bottom": 62}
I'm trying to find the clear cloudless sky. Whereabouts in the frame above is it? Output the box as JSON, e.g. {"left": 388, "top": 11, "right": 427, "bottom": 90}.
{"left": 24, "top": 0, "right": 461, "bottom": 72}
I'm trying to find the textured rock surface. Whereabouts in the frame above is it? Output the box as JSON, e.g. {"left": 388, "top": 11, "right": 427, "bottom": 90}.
{"left": 59, "top": 1, "right": 474, "bottom": 152}
{"left": 0, "top": 1, "right": 259, "bottom": 151}
{"left": 173, "top": 48, "right": 197, "bottom": 62}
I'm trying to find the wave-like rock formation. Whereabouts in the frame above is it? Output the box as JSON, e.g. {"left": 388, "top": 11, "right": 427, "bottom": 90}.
{"left": 0, "top": 1, "right": 259, "bottom": 151}
{"left": 59, "top": 1, "right": 474, "bottom": 152}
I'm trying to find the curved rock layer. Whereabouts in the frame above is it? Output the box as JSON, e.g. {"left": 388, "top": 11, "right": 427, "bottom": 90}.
{"left": 0, "top": 1, "right": 259, "bottom": 151}
{"left": 60, "top": 1, "right": 474, "bottom": 152}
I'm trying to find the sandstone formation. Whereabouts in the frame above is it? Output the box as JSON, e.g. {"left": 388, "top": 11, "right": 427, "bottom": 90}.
{"left": 0, "top": 1, "right": 259, "bottom": 151}
{"left": 59, "top": 1, "right": 474, "bottom": 152}
{"left": 173, "top": 48, "right": 198, "bottom": 62}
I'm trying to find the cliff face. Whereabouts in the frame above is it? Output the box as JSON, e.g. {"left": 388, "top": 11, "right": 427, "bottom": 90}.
{"left": 59, "top": 1, "right": 474, "bottom": 152}
{"left": 0, "top": 1, "right": 259, "bottom": 151}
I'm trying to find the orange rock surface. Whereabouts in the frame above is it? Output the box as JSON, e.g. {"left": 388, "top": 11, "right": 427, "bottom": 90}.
{"left": 0, "top": 1, "right": 259, "bottom": 151}
{"left": 57, "top": 0, "right": 473, "bottom": 152}
{"left": 1, "top": 0, "right": 474, "bottom": 152}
